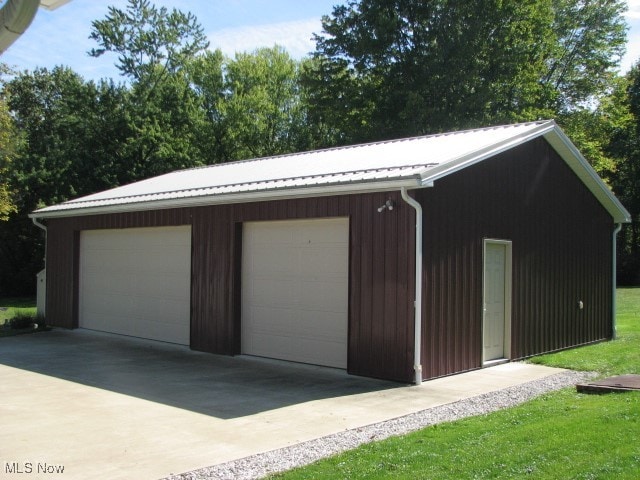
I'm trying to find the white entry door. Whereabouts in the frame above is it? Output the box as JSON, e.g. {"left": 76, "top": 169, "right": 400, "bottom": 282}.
{"left": 242, "top": 218, "right": 349, "bottom": 368}
{"left": 79, "top": 226, "right": 191, "bottom": 345}
{"left": 483, "top": 240, "right": 512, "bottom": 363}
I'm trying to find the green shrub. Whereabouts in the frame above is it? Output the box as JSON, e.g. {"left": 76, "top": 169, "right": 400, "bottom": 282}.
{"left": 9, "top": 312, "right": 39, "bottom": 330}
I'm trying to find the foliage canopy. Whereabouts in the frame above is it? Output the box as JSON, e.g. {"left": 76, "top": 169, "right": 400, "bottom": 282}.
{"left": 0, "top": 0, "right": 638, "bottom": 293}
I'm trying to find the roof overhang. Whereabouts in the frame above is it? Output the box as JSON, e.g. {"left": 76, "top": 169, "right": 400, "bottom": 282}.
{"left": 29, "top": 177, "right": 422, "bottom": 219}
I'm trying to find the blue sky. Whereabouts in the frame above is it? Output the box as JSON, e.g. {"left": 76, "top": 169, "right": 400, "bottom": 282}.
{"left": 2, "top": 0, "right": 640, "bottom": 83}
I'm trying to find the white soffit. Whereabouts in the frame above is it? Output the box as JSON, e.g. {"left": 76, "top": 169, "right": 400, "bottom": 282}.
{"left": 31, "top": 120, "right": 630, "bottom": 223}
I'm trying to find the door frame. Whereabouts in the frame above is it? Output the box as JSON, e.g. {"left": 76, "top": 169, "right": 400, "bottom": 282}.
{"left": 240, "top": 217, "right": 350, "bottom": 369}
{"left": 482, "top": 238, "right": 513, "bottom": 365}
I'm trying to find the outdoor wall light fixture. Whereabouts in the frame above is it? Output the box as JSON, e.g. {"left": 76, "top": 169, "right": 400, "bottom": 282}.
{"left": 377, "top": 199, "right": 395, "bottom": 213}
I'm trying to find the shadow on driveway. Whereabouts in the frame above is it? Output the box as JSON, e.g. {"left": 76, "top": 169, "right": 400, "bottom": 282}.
{"left": 0, "top": 329, "right": 400, "bottom": 419}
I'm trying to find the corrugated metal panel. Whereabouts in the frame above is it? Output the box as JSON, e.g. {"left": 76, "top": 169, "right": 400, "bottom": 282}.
{"left": 418, "top": 138, "right": 613, "bottom": 379}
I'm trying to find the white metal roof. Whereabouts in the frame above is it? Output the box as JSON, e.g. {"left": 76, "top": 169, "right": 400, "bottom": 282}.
{"left": 31, "top": 120, "right": 631, "bottom": 223}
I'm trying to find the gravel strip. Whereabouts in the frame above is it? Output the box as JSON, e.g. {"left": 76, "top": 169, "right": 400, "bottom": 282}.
{"left": 164, "top": 369, "right": 596, "bottom": 480}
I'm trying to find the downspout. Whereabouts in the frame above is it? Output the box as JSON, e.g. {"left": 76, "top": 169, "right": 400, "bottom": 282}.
{"left": 612, "top": 223, "right": 622, "bottom": 339}
{"left": 32, "top": 216, "right": 47, "bottom": 266}
{"left": 0, "top": 0, "right": 40, "bottom": 54}
{"left": 401, "top": 187, "right": 424, "bottom": 385}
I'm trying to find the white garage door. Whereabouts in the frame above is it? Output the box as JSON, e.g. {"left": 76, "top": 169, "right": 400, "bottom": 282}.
{"left": 242, "top": 218, "right": 349, "bottom": 368}
{"left": 79, "top": 226, "right": 191, "bottom": 345}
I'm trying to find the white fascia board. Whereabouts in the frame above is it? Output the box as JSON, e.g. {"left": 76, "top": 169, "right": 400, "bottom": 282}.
{"left": 418, "top": 120, "right": 556, "bottom": 186}
{"left": 542, "top": 128, "right": 631, "bottom": 224}
{"left": 29, "top": 178, "right": 422, "bottom": 219}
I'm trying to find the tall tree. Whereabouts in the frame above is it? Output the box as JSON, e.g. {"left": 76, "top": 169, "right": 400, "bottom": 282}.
{"left": 6, "top": 67, "right": 130, "bottom": 209}
{"left": 222, "top": 47, "right": 309, "bottom": 160}
{"left": 543, "top": 0, "right": 627, "bottom": 113}
{"left": 609, "top": 62, "right": 640, "bottom": 284}
{"left": 305, "top": 0, "right": 627, "bottom": 143}
{"left": 0, "top": 66, "right": 17, "bottom": 221}
{"left": 89, "top": 0, "right": 211, "bottom": 180}
{"left": 186, "top": 49, "right": 227, "bottom": 164}
{"left": 89, "top": 0, "right": 209, "bottom": 85}
{"left": 1, "top": 67, "right": 132, "bottom": 295}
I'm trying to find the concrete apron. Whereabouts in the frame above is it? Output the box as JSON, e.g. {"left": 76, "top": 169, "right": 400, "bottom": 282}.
{"left": 0, "top": 330, "right": 564, "bottom": 480}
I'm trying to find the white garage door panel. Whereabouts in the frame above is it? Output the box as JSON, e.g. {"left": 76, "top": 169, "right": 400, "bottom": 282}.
{"left": 79, "top": 226, "right": 191, "bottom": 345}
{"left": 242, "top": 218, "right": 349, "bottom": 369}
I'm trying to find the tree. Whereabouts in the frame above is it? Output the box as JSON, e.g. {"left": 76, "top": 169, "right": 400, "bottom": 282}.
{"left": 543, "top": 0, "right": 627, "bottom": 113}
{"left": 6, "top": 67, "right": 131, "bottom": 209}
{"left": 221, "top": 47, "right": 310, "bottom": 160}
{"left": 89, "top": 0, "right": 209, "bottom": 85}
{"left": 306, "top": 0, "right": 627, "bottom": 143}
{"left": 0, "top": 67, "right": 133, "bottom": 295}
{"left": 186, "top": 50, "right": 227, "bottom": 164}
{"left": 185, "top": 47, "right": 315, "bottom": 163}
{"left": 89, "top": 0, "right": 211, "bottom": 180}
{"left": 609, "top": 62, "right": 640, "bottom": 284}
{"left": 0, "top": 66, "right": 17, "bottom": 221}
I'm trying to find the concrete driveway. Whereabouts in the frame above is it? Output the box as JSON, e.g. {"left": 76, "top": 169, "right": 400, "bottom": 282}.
{"left": 0, "top": 329, "right": 564, "bottom": 480}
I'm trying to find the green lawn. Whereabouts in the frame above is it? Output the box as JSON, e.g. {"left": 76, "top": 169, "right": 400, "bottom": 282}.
{"left": 272, "top": 288, "right": 640, "bottom": 479}
{"left": 0, "top": 297, "right": 37, "bottom": 324}
{"left": 0, "top": 297, "right": 42, "bottom": 336}
{"left": 529, "top": 287, "right": 640, "bottom": 377}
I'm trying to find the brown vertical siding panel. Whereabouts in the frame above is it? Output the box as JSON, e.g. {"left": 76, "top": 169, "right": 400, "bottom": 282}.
{"left": 44, "top": 220, "right": 76, "bottom": 328}
{"left": 383, "top": 194, "right": 398, "bottom": 377}
{"left": 347, "top": 194, "right": 364, "bottom": 373}
{"left": 350, "top": 195, "right": 374, "bottom": 375}
{"left": 418, "top": 138, "right": 613, "bottom": 379}
{"left": 371, "top": 195, "right": 386, "bottom": 375}
{"left": 190, "top": 204, "right": 236, "bottom": 355}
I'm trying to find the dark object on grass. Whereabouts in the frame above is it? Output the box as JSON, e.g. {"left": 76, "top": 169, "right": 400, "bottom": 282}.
{"left": 9, "top": 313, "right": 37, "bottom": 330}
{"left": 576, "top": 375, "right": 640, "bottom": 393}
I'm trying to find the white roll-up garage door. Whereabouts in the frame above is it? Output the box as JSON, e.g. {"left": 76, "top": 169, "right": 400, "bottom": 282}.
{"left": 242, "top": 218, "right": 349, "bottom": 368}
{"left": 79, "top": 226, "right": 191, "bottom": 345}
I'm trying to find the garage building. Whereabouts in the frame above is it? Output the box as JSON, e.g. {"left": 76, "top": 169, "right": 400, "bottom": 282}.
{"left": 31, "top": 121, "right": 630, "bottom": 383}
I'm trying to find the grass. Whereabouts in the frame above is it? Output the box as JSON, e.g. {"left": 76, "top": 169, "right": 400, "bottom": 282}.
{"left": 0, "top": 297, "right": 37, "bottom": 323}
{"left": 272, "top": 288, "right": 640, "bottom": 480}
{"left": 0, "top": 297, "right": 43, "bottom": 337}
{"left": 528, "top": 287, "right": 640, "bottom": 377}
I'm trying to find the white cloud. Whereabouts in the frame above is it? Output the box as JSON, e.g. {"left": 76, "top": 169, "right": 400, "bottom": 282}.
{"left": 626, "top": 0, "right": 640, "bottom": 19}
{"left": 208, "top": 18, "right": 322, "bottom": 59}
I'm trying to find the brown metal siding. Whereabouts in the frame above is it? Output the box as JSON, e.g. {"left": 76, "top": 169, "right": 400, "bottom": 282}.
{"left": 44, "top": 192, "right": 416, "bottom": 382}
{"left": 417, "top": 138, "right": 613, "bottom": 379}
